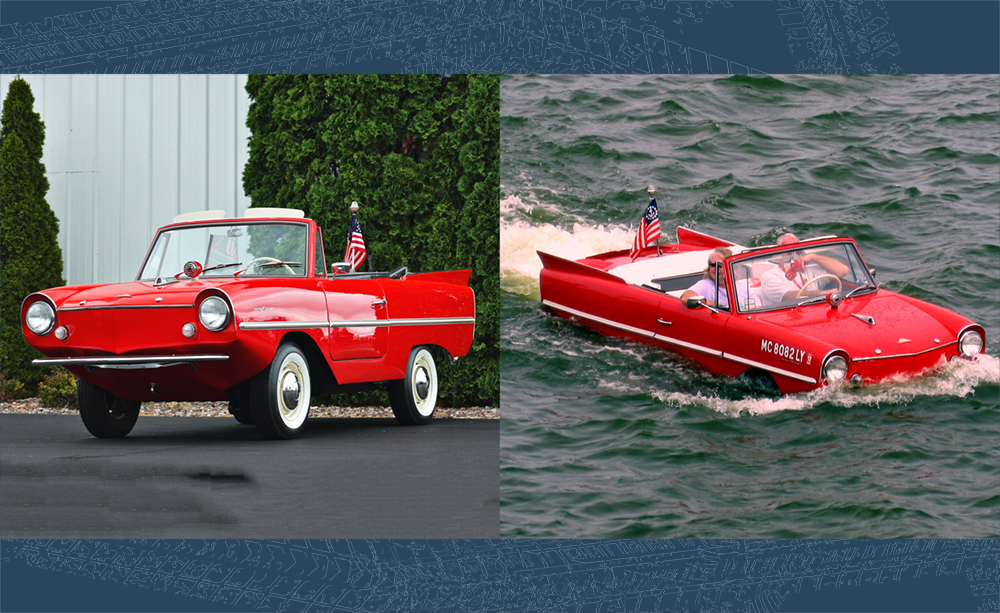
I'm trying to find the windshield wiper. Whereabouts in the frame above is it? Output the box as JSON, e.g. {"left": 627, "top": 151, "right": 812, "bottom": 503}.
{"left": 843, "top": 284, "right": 877, "bottom": 300}
{"left": 255, "top": 261, "right": 303, "bottom": 269}
{"left": 234, "top": 261, "right": 304, "bottom": 277}
{"left": 797, "top": 294, "right": 830, "bottom": 307}
{"left": 203, "top": 262, "right": 242, "bottom": 273}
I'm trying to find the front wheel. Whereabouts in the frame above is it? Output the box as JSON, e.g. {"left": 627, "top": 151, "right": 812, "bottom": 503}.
{"left": 77, "top": 380, "right": 141, "bottom": 438}
{"left": 229, "top": 405, "right": 255, "bottom": 425}
{"left": 389, "top": 347, "right": 439, "bottom": 425}
{"left": 227, "top": 384, "right": 255, "bottom": 425}
{"left": 249, "top": 343, "right": 311, "bottom": 439}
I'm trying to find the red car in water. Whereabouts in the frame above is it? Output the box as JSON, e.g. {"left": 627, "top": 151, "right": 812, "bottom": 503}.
{"left": 538, "top": 227, "right": 985, "bottom": 395}
{"left": 21, "top": 209, "right": 476, "bottom": 439}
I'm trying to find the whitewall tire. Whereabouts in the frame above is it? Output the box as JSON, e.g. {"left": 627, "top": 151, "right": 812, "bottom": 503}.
{"left": 389, "top": 346, "right": 438, "bottom": 425}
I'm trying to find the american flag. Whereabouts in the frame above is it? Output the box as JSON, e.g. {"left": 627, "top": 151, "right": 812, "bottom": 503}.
{"left": 629, "top": 198, "right": 660, "bottom": 260}
{"left": 344, "top": 211, "right": 367, "bottom": 271}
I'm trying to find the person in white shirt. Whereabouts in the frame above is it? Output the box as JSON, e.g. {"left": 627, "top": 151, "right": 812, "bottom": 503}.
{"left": 759, "top": 233, "right": 849, "bottom": 305}
{"left": 681, "top": 247, "right": 740, "bottom": 309}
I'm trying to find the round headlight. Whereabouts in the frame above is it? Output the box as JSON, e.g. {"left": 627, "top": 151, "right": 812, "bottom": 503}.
{"left": 25, "top": 301, "right": 55, "bottom": 335}
{"left": 958, "top": 330, "right": 983, "bottom": 358}
{"left": 198, "top": 296, "right": 230, "bottom": 332}
{"left": 822, "top": 354, "right": 849, "bottom": 383}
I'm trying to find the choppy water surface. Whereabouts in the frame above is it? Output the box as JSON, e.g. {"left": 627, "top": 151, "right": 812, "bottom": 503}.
{"left": 500, "top": 74, "right": 999, "bottom": 538}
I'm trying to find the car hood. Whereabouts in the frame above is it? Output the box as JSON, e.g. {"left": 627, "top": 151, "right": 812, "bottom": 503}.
{"left": 48, "top": 279, "right": 228, "bottom": 309}
{"left": 752, "top": 290, "right": 956, "bottom": 359}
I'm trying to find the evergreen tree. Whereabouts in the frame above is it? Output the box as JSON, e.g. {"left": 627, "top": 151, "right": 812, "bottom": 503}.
{"left": 243, "top": 74, "right": 498, "bottom": 407}
{"left": 1, "top": 77, "right": 65, "bottom": 392}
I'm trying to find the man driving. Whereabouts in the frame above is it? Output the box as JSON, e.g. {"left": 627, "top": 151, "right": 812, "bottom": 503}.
{"left": 760, "top": 233, "right": 849, "bottom": 305}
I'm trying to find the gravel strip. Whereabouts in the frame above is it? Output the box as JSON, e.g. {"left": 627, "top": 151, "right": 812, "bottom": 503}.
{"left": 1, "top": 398, "right": 497, "bottom": 420}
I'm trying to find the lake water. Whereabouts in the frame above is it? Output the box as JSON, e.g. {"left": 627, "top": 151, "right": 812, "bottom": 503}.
{"left": 500, "top": 74, "right": 999, "bottom": 538}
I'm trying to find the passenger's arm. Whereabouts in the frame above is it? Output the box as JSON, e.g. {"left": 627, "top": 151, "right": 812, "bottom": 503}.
{"left": 804, "top": 253, "right": 849, "bottom": 278}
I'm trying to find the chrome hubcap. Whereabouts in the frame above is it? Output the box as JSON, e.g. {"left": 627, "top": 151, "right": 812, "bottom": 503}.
{"left": 281, "top": 372, "right": 300, "bottom": 410}
{"left": 414, "top": 367, "right": 429, "bottom": 400}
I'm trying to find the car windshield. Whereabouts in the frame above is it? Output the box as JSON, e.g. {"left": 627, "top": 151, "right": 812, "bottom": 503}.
{"left": 729, "top": 241, "right": 876, "bottom": 313}
{"left": 138, "top": 222, "right": 308, "bottom": 281}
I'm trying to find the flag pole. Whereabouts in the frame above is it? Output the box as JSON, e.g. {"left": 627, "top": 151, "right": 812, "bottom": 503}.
{"left": 347, "top": 201, "right": 358, "bottom": 272}
{"left": 648, "top": 184, "right": 661, "bottom": 256}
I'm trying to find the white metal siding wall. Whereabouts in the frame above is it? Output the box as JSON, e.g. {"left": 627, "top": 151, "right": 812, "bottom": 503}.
{"left": 0, "top": 74, "right": 252, "bottom": 286}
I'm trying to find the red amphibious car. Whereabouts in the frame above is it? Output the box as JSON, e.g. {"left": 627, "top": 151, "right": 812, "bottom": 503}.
{"left": 538, "top": 227, "right": 985, "bottom": 395}
{"left": 21, "top": 209, "right": 475, "bottom": 439}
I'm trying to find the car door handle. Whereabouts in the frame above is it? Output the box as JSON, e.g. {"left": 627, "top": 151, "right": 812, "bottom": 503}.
{"left": 372, "top": 299, "right": 387, "bottom": 308}
{"left": 657, "top": 318, "right": 672, "bottom": 325}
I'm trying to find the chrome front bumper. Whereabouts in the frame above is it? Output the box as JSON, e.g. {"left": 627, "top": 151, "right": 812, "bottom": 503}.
{"left": 33, "top": 355, "right": 229, "bottom": 370}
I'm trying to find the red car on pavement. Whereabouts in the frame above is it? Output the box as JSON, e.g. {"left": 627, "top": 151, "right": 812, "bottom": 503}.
{"left": 21, "top": 209, "right": 476, "bottom": 439}
{"left": 538, "top": 227, "right": 985, "bottom": 395}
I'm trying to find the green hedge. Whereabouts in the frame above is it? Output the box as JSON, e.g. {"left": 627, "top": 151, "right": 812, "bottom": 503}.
{"left": 243, "top": 75, "right": 499, "bottom": 407}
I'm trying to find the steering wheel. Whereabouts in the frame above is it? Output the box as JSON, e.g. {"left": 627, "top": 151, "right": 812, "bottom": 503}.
{"left": 246, "top": 256, "right": 295, "bottom": 275}
{"left": 796, "top": 274, "right": 843, "bottom": 298}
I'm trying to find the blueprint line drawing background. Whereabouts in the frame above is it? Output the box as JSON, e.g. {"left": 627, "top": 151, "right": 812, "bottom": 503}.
{"left": 2, "top": 1, "right": 999, "bottom": 612}
{"left": 2, "top": 539, "right": 998, "bottom": 612}
{"left": 0, "top": 0, "right": 913, "bottom": 75}
{"left": 0, "top": 539, "right": 1000, "bottom": 613}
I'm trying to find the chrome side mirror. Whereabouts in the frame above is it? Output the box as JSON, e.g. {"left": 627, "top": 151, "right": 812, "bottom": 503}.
{"left": 685, "top": 295, "right": 705, "bottom": 309}
{"left": 827, "top": 291, "right": 843, "bottom": 309}
{"left": 869, "top": 268, "right": 876, "bottom": 279}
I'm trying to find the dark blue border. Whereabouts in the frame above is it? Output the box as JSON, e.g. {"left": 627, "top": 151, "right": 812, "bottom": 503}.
{"left": 1, "top": 1, "right": 997, "bottom": 74}
{"left": 2, "top": 1, "right": 998, "bottom": 612}
{"left": 3, "top": 540, "right": 998, "bottom": 612}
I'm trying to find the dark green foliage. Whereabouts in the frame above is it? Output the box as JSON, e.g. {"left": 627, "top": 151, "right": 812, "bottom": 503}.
{"left": 243, "top": 75, "right": 499, "bottom": 407}
{"left": 38, "top": 369, "right": 78, "bottom": 409}
{"left": 1, "top": 373, "right": 27, "bottom": 402}
{"left": 0, "top": 77, "right": 65, "bottom": 392}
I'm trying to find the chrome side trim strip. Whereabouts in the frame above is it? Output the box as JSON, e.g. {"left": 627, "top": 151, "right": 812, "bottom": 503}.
{"left": 32, "top": 355, "right": 229, "bottom": 367}
{"left": 240, "top": 321, "right": 329, "bottom": 331}
{"left": 542, "top": 299, "right": 817, "bottom": 384}
{"left": 329, "top": 319, "right": 383, "bottom": 328}
{"left": 851, "top": 341, "right": 955, "bottom": 362}
{"left": 239, "top": 316, "right": 475, "bottom": 331}
{"left": 722, "top": 353, "right": 818, "bottom": 385}
{"left": 542, "top": 300, "right": 656, "bottom": 340}
{"left": 58, "top": 304, "right": 194, "bottom": 311}
{"left": 653, "top": 334, "right": 724, "bottom": 358}
{"left": 374, "top": 317, "right": 477, "bottom": 327}
{"left": 543, "top": 299, "right": 722, "bottom": 356}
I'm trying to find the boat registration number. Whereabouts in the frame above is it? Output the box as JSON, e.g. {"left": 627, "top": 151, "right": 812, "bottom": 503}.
{"left": 760, "top": 339, "right": 809, "bottom": 365}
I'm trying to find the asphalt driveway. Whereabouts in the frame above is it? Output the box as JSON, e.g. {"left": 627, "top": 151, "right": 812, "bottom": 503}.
{"left": 1, "top": 414, "right": 499, "bottom": 539}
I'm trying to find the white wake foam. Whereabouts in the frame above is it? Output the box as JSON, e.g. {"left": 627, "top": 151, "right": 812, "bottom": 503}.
{"left": 654, "top": 354, "right": 1000, "bottom": 417}
{"left": 500, "top": 193, "right": 634, "bottom": 299}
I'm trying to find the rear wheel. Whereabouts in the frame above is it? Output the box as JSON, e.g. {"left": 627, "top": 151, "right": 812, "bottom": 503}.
{"left": 389, "top": 347, "right": 438, "bottom": 425}
{"left": 249, "top": 343, "right": 311, "bottom": 439}
{"left": 77, "top": 380, "right": 140, "bottom": 438}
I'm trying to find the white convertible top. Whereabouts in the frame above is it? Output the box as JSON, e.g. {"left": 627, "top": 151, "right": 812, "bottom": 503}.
{"left": 607, "top": 243, "right": 749, "bottom": 288}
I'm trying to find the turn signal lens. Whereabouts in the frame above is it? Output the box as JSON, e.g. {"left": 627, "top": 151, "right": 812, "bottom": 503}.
{"left": 958, "top": 330, "right": 983, "bottom": 358}
{"left": 25, "top": 301, "right": 55, "bottom": 335}
{"left": 198, "top": 296, "right": 230, "bottom": 331}
{"left": 822, "top": 355, "right": 849, "bottom": 383}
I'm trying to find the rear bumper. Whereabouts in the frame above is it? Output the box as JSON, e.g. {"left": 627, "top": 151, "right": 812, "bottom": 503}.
{"left": 33, "top": 354, "right": 229, "bottom": 369}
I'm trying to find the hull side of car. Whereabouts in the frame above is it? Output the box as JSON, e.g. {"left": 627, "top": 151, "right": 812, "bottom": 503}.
{"left": 21, "top": 215, "right": 476, "bottom": 439}
{"left": 537, "top": 231, "right": 984, "bottom": 395}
